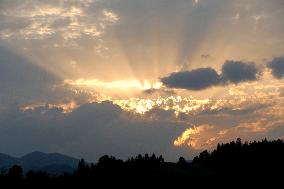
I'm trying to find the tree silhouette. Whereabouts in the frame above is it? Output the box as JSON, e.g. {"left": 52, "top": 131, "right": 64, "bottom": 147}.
{"left": 178, "top": 157, "right": 187, "bottom": 166}
{"left": 76, "top": 158, "right": 90, "bottom": 177}
{"left": 0, "top": 138, "right": 284, "bottom": 185}
{"left": 7, "top": 165, "right": 23, "bottom": 180}
{"left": 192, "top": 138, "right": 284, "bottom": 176}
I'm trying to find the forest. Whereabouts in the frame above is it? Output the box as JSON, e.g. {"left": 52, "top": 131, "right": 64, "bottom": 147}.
{"left": 1, "top": 138, "right": 283, "bottom": 186}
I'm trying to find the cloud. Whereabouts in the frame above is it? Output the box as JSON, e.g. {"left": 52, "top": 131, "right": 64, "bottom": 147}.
{"left": 268, "top": 57, "right": 284, "bottom": 79}
{"left": 143, "top": 88, "right": 176, "bottom": 96}
{"left": 161, "top": 60, "right": 260, "bottom": 90}
{"left": 0, "top": 101, "right": 190, "bottom": 161}
{"left": 174, "top": 105, "right": 284, "bottom": 151}
{"left": 221, "top": 61, "right": 259, "bottom": 84}
{"left": 0, "top": 0, "right": 284, "bottom": 162}
{"left": 0, "top": 0, "right": 118, "bottom": 40}
{"left": 200, "top": 105, "right": 266, "bottom": 116}
{"left": 174, "top": 124, "right": 214, "bottom": 149}
{"left": 161, "top": 68, "right": 220, "bottom": 90}
{"left": 1, "top": 0, "right": 284, "bottom": 81}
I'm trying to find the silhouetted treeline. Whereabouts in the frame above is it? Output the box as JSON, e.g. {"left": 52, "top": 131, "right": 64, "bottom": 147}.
{"left": 1, "top": 138, "right": 284, "bottom": 186}
{"left": 192, "top": 138, "right": 284, "bottom": 176}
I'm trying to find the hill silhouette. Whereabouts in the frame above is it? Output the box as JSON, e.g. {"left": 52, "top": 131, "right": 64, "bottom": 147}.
{"left": 0, "top": 138, "right": 283, "bottom": 186}
{"left": 0, "top": 151, "right": 79, "bottom": 175}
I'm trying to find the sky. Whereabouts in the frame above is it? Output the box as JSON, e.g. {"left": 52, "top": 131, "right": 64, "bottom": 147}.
{"left": 0, "top": 0, "right": 284, "bottom": 161}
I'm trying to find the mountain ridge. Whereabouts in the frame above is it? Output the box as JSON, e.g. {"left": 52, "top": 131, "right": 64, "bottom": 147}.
{"left": 0, "top": 151, "right": 79, "bottom": 175}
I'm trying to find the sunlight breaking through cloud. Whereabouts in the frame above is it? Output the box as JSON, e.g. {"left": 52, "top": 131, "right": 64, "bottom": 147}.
{"left": 174, "top": 125, "right": 214, "bottom": 149}
{"left": 112, "top": 96, "right": 210, "bottom": 115}
{"left": 65, "top": 79, "right": 163, "bottom": 91}
{"left": 0, "top": 0, "right": 284, "bottom": 161}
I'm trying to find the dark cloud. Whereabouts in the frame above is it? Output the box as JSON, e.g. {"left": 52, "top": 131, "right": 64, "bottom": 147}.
{"left": 161, "top": 68, "right": 220, "bottom": 90}
{"left": 221, "top": 61, "right": 259, "bottom": 84}
{"left": 161, "top": 61, "right": 260, "bottom": 90}
{"left": 267, "top": 57, "right": 284, "bottom": 79}
{"left": 144, "top": 108, "right": 176, "bottom": 121}
{"left": 0, "top": 101, "right": 190, "bottom": 161}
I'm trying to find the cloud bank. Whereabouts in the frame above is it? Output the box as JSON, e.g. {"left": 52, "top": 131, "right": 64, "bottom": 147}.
{"left": 161, "top": 60, "right": 260, "bottom": 90}
{"left": 0, "top": 101, "right": 190, "bottom": 161}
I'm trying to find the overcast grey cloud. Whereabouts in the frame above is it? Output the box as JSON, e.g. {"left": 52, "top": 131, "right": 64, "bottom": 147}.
{"left": 0, "top": 101, "right": 190, "bottom": 161}
{"left": 161, "top": 61, "right": 260, "bottom": 90}
{"left": 268, "top": 57, "right": 284, "bottom": 79}
{"left": 1, "top": 98, "right": 279, "bottom": 162}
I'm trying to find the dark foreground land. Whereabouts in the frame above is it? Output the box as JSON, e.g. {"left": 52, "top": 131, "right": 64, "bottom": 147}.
{"left": 1, "top": 138, "right": 284, "bottom": 186}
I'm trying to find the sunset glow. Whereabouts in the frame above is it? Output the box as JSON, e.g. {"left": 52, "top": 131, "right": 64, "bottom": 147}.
{"left": 0, "top": 0, "right": 284, "bottom": 161}
{"left": 65, "top": 79, "right": 163, "bottom": 91}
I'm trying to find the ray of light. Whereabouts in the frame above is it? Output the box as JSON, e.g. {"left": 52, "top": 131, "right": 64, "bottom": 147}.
{"left": 64, "top": 78, "right": 162, "bottom": 90}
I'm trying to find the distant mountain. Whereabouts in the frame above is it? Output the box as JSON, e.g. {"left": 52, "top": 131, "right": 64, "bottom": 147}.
{"left": 0, "top": 151, "right": 79, "bottom": 175}
{"left": 0, "top": 153, "right": 21, "bottom": 168}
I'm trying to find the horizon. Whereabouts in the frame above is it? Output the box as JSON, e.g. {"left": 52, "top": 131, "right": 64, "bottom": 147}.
{"left": 0, "top": 0, "right": 284, "bottom": 162}
{"left": 0, "top": 137, "right": 281, "bottom": 163}
{"left": 0, "top": 137, "right": 274, "bottom": 163}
